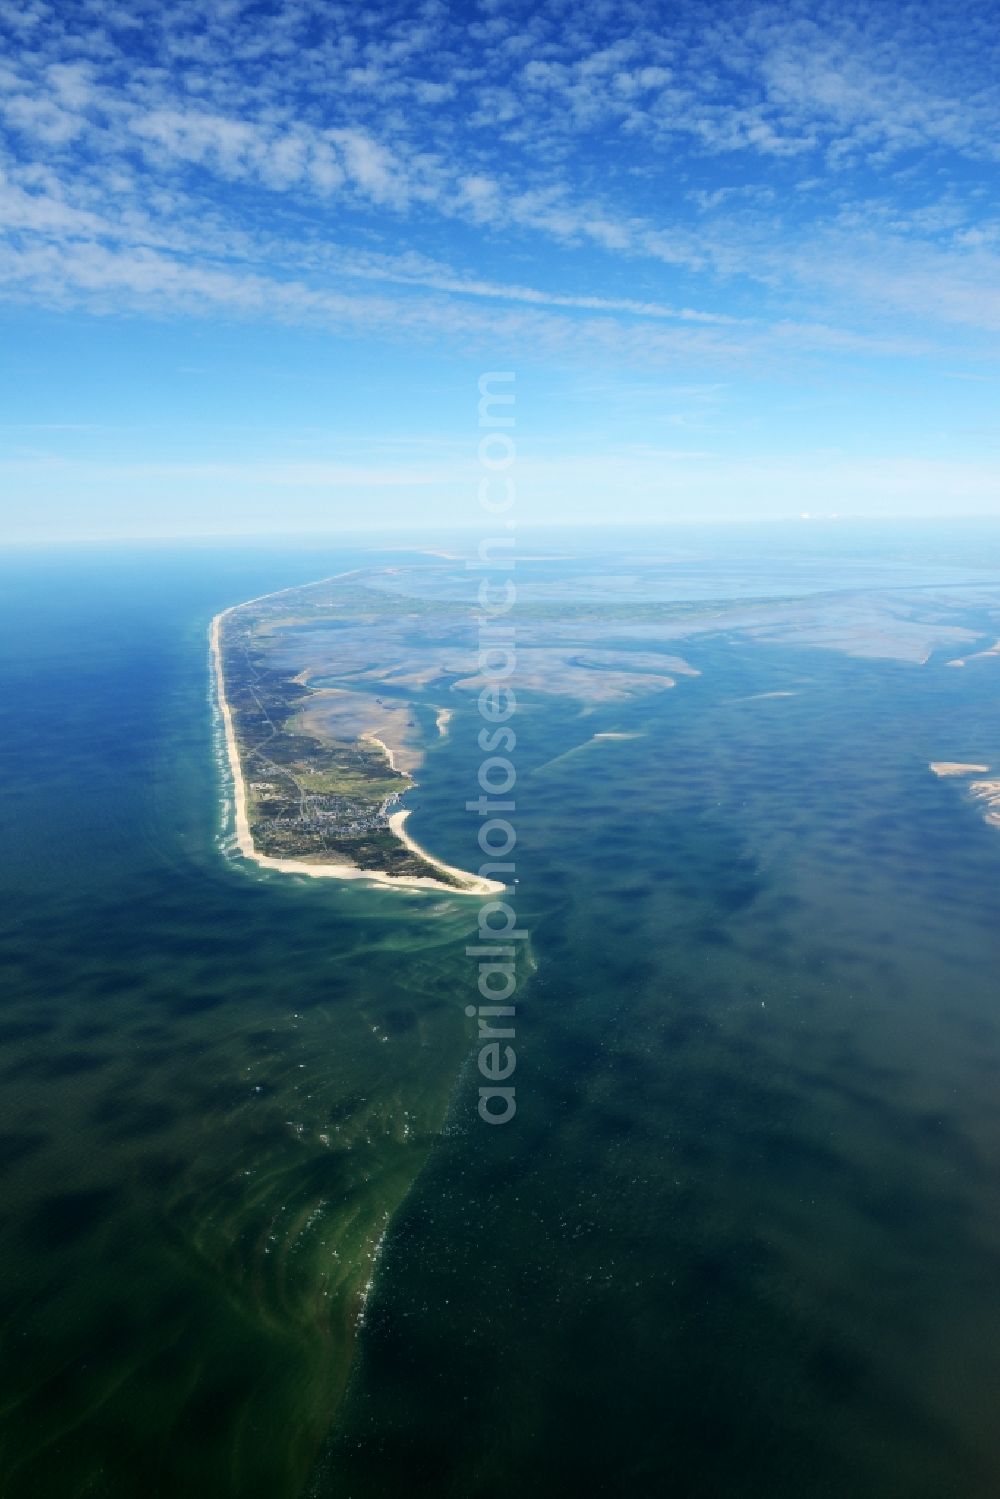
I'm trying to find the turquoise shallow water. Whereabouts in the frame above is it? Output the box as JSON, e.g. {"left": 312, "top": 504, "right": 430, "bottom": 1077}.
{"left": 4, "top": 533, "right": 1000, "bottom": 1496}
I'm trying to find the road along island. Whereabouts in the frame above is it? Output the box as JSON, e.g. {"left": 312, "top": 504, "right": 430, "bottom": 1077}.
{"left": 211, "top": 581, "right": 504, "bottom": 895}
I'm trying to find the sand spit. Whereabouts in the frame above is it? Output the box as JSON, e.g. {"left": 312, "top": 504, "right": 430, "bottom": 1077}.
{"left": 211, "top": 610, "right": 502, "bottom": 896}
{"left": 387, "top": 810, "right": 505, "bottom": 894}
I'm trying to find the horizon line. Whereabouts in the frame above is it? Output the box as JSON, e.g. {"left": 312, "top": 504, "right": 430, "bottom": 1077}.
{"left": 5, "top": 513, "right": 1000, "bottom": 547}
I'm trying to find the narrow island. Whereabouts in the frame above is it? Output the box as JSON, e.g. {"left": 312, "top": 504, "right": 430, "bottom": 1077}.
{"left": 211, "top": 581, "right": 502, "bottom": 894}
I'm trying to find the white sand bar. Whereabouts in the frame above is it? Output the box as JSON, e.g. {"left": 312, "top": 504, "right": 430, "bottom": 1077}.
{"left": 929, "top": 762, "right": 991, "bottom": 777}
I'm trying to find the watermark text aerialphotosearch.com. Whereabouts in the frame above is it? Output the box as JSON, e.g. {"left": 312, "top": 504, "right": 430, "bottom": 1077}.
{"left": 467, "top": 372, "right": 520, "bottom": 1125}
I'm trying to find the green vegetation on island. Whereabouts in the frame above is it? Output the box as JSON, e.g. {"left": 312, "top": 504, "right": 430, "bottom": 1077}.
{"left": 217, "top": 597, "right": 461, "bottom": 885}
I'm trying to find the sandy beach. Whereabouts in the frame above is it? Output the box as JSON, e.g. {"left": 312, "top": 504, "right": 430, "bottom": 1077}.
{"left": 386, "top": 809, "right": 505, "bottom": 893}
{"left": 361, "top": 732, "right": 402, "bottom": 773}
{"left": 211, "top": 609, "right": 501, "bottom": 895}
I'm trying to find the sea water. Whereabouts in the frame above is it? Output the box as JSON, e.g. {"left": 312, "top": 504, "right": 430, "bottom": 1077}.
{"left": 3, "top": 531, "right": 1000, "bottom": 1498}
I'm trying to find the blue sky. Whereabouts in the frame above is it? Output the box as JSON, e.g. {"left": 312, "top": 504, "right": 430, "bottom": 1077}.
{"left": 1, "top": 0, "right": 999, "bottom": 540}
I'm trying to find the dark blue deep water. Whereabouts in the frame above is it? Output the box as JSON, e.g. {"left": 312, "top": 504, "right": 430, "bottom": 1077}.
{"left": 3, "top": 534, "right": 1000, "bottom": 1498}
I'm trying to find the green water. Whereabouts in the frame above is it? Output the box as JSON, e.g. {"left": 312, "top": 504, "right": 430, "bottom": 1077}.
{"left": 0, "top": 545, "right": 486, "bottom": 1496}
{"left": 3, "top": 534, "right": 1000, "bottom": 1496}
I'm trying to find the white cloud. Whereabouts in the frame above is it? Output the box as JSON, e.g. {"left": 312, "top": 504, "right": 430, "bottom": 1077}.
{"left": 328, "top": 127, "right": 406, "bottom": 206}
{"left": 3, "top": 93, "right": 86, "bottom": 145}
{"left": 1, "top": 0, "right": 1000, "bottom": 369}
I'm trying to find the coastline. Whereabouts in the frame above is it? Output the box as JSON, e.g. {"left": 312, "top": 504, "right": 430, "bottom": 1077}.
{"left": 210, "top": 606, "right": 502, "bottom": 896}
{"left": 386, "top": 808, "right": 505, "bottom": 893}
